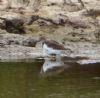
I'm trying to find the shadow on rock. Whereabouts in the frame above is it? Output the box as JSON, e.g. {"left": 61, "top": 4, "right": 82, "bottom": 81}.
{"left": 0, "top": 17, "right": 25, "bottom": 34}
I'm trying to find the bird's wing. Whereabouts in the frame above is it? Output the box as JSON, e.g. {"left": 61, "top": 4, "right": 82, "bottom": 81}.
{"left": 44, "top": 40, "right": 66, "bottom": 50}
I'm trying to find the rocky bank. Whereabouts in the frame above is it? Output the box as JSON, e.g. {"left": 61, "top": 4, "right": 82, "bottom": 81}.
{"left": 0, "top": 0, "right": 100, "bottom": 65}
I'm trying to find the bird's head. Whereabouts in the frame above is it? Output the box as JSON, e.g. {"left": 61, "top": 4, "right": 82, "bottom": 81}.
{"left": 37, "top": 36, "right": 47, "bottom": 44}
{"left": 38, "top": 36, "right": 46, "bottom": 41}
{"left": 35, "top": 36, "right": 46, "bottom": 47}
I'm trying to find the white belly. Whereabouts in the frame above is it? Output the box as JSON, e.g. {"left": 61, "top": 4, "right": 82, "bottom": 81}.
{"left": 43, "top": 44, "right": 62, "bottom": 57}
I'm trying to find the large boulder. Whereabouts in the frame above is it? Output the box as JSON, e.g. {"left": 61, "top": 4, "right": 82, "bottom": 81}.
{"left": 0, "top": 17, "right": 25, "bottom": 34}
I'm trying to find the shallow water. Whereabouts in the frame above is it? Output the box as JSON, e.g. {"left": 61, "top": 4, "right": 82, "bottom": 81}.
{"left": 0, "top": 61, "right": 100, "bottom": 98}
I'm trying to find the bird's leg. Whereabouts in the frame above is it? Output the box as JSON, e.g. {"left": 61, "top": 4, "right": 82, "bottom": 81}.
{"left": 50, "top": 54, "right": 56, "bottom": 61}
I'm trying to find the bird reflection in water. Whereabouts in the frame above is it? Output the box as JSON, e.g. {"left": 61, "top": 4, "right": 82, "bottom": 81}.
{"left": 40, "top": 55, "right": 69, "bottom": 77}
{"left": 37, "top": 36, "right": 71, "bottom": 77}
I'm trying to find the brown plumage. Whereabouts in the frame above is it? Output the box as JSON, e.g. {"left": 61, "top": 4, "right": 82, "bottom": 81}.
{"left": 43, "top": 40, "right": 66, "bottom": 50}
{"left": 39, "top": 36, "right": 71, "bottom": 51}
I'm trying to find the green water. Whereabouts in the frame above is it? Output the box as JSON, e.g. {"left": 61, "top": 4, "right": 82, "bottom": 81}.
{"left": 0, "top": 62, "right": 100, "bottom": 98}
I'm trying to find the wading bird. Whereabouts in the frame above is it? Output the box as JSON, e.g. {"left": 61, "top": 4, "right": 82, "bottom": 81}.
{"left": 38, "top": 36, "right": 72, "bottom": 61}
